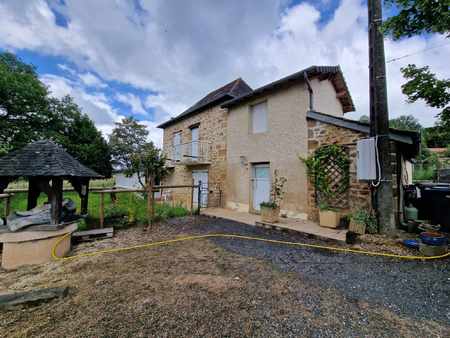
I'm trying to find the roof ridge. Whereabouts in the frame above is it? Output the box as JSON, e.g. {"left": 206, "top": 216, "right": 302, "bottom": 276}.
{"left": 228, "top": 77, "right": 242, "bottom": 95}
{"left": 157, "top": 77, "right": 252, "bottom": 128}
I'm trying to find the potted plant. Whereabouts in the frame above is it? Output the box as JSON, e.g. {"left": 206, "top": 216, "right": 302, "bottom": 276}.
{"left": 349, "top": 208, "right": 377, "bottom": 234}
{"left": 260, "top": 201, "right": 280, "bottom": 223}
{"left": 260, "top": 170, "right": 287, "bottom": 223}
{"left": 318, "top": 201, "right": 340, "bottom": 228}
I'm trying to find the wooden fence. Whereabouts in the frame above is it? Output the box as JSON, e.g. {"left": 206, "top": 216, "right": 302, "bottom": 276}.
{"left": 91, "top": 183, "right": 202, "bottom": 228}
{"left": 2, "top": 183, "right": 203, "bottom": 229}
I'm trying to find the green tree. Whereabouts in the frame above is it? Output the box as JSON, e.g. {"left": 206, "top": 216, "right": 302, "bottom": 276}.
{"left": 130, "top": 142, "right": 168, "bottom": 188}
{"left": 0, "top": 52, "right": 112, "bottom": 176}
{"left": 383, "top": 0, "right": 450, "bottom": 134}
{"left": 49, "top": 96, "right": 112, "bottom": 177}
{"left": 389, "top": 114, "right": 422, "bottom": 131}
{"left": 382, "top": 0, "right": 450, "bottom": 39}
{"left": 108, "top": 117, "right": 149, "bottom": 174}
{"left": 0, "top": 52, "right": 51, "bottom": 151}
{"left": 359, "top": 115, "right": 370, "bottom": 123}
{"left": 422, "top": 125, "right": 450, "bottom": 148}
{"left": 401, "top": 65, "right": 450, "bottom": 126}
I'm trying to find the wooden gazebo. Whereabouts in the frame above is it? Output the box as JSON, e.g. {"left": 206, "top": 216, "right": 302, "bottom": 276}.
{"left": 0, "top": 140, "right": 102, "bottom": 225}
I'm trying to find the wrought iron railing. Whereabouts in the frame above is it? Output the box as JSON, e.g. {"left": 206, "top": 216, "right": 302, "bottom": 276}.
{"left": 165, "top": 141, "right": 210, "bottom": 165}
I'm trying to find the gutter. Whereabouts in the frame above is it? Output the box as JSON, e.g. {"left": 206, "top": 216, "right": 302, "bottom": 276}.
{"left": 303, "top": 71, "right": 314, "bottom": 111}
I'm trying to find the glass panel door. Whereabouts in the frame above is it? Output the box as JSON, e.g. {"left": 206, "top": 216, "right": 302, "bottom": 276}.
{"left": 252, "top": 164, "right": 270, "bottom": 211}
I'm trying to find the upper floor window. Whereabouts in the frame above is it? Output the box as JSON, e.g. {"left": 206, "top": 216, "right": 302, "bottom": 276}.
{"left": 251, "top": 101, "right": 268, "bottom": 133}
{"left": 173, "top": 131, "right": 182, "bottom": 161}
{"left": 190, "top": 126, "right": 199, "bottom": 158}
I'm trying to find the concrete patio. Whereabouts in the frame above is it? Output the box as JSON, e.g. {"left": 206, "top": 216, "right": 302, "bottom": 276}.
{"left": 202, "top": 208, "right": 347, "bottom": 242}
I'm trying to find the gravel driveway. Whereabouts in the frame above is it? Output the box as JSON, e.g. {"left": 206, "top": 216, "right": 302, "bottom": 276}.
{"left": 194, "top": 216, "right": 450, "bottom": 324}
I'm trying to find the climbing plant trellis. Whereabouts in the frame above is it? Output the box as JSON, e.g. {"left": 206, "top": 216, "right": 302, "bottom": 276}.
{"left": 302, "top": 144, "right": 351, "bottom": 209}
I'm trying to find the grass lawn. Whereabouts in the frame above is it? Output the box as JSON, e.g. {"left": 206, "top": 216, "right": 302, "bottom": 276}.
{"left": 2, "top": 191, "right": 190, "bottom": 229}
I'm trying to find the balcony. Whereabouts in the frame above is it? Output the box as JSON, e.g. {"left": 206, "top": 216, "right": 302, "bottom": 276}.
{"left": 165, "top": 141, "right": 211, "bottom": 166}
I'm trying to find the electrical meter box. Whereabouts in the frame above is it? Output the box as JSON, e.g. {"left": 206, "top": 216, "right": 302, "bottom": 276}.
{"left": 356, "top": 138, "right": 377, "bottom": 180}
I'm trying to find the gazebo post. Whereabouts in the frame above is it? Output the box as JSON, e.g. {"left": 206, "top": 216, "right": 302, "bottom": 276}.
{"left": 0, "top": 178, "right": 12, "bottom": 194}
{"left": 80, "top": 179, "right": 90, "bottom": 216}
{"left": 50, "top": 178, "right": 63, "bottom": 225}
{"left": 70, "top": 177, "right": 90, "bottom": 216}
{"left": 27, "top": 177, "right": 41, "bottom": 210}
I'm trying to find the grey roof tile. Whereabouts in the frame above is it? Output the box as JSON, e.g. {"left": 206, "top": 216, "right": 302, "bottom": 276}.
{"left": 157, "top": 78, "right": 252, "bottom": 128}
{"left": 0, "top": 140, "right": 102, "bottom": 178}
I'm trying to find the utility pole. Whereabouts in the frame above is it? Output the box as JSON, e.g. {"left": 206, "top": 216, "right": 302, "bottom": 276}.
{"left": 368, "top": 0, "right": 395, "bottom": 233}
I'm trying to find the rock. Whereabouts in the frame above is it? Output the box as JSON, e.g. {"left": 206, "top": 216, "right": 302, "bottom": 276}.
{"left": 0, "top": 286, "right": 69, "bottom": 309}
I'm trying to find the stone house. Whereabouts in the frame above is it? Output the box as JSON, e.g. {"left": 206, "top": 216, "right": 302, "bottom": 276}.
{"left": 157, "top": 65, "right": 419, "bottom": 222}
{"left": 157, "top": 78, "right": 252, "bottom": 208}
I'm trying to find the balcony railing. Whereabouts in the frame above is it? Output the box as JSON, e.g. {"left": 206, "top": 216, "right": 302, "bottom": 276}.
{"left": 165, "top": 141, "right": 210, "bottom": 165}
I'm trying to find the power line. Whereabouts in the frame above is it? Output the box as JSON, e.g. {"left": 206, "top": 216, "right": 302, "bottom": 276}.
{"left": 386, "top": 42, "right": 450, "bottom": 63}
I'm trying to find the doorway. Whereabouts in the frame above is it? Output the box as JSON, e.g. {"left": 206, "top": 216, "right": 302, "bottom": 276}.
{"left": 192, "top": 170, "right": 208, "bottom": 208}
{"left": 251, "top": 163, "right": 270, "bottom": 212}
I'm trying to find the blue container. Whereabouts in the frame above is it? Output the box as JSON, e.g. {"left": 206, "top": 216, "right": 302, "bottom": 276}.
{"left": 402, "top": 239, "right": 420, "bottom": 249}
{"left": 419, "top": 232, "right": 448, "bottom": 246}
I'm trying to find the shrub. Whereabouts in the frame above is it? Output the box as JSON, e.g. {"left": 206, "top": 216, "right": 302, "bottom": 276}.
{"left": 155, "top": 203, "right": 188, "bottom": 219}
{"left": 351, "top": 209, "right": 377, "bottom": 234}
{"left": 260, "top": 201, "right": 278, "bottom": 209}
{"left": 77, "top": 218, "right": 88, "bottom": 231}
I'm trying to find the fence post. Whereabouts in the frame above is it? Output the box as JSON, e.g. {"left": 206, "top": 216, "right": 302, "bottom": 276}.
{"left": 196, "top": 180, "right": 202, "bottom": 215}
{"left": 99, "top": 191, "right": 104, "bottom": 228}
{"left": 147, "top": 179, "right": 154, "bottom": 229}
{"left": 5, "top": 194, "right": 11, "bottom": 218}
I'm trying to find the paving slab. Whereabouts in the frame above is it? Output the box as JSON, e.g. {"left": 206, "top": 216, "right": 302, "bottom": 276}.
{"left": 202, "top": 208, "right": 347, "bottom": 242}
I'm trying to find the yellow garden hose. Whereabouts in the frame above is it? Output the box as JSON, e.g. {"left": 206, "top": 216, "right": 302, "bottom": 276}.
{"left": 51, "top": 232, "right": 450, "bottom": 262}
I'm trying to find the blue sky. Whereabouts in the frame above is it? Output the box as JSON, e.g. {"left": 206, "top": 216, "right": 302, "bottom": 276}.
{"left": 0, "top": 0, "right": 448, "bottom": 145}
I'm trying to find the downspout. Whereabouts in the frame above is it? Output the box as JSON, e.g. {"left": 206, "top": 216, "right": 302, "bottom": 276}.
{"left": 304, "top": 72, "right": 314, "bottom": 111}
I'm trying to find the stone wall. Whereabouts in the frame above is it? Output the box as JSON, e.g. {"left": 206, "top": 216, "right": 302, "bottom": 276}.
{"left": 161, "top": 105, "right": 228, "bottom": 208}
{"left": 306, "top": 119, "right": 372, "bottom": 221}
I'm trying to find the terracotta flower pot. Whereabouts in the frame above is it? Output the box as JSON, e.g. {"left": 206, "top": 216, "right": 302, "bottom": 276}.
{"left": 260, "top": 206, "right": 280, "bottom": 223}
{"left": 319, "top": 210, "right": 340, "bottom": 228}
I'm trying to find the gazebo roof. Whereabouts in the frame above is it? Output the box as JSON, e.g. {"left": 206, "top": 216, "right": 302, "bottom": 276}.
{"left": 0, "top": 140, "right": 102, "bottom": 179}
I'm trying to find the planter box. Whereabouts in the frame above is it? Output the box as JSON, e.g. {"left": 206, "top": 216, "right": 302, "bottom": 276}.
{"left": 349, "top": 219, "right": 366, "bottom": 235}
{"left": 260, "top": 206, "right": 280, "bottom": 223}
{"left": 319, "top": 210, "right": 340, "bottom": 228}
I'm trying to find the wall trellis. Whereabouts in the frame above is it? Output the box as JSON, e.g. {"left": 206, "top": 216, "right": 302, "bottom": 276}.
{"left": 303, "top": 144, "right": 351, "bottom": 209}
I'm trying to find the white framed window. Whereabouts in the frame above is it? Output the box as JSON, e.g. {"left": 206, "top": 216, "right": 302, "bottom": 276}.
{"left": 191, "top": 126, "right": 199, "bottom": 158}
{"left": 173, "top": 131, "right": 182, "bottom": 161}
{"left": 251, "top": 101, "right": 268, "bottom": 133}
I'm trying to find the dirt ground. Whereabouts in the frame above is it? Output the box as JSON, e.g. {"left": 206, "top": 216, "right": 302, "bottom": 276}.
{"left": 0, "top": 216, "right": 449, "bottom": 337}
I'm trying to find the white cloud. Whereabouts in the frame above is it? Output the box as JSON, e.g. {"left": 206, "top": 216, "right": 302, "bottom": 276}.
{"left": 1, "top": 0, "right": 449, "bottom": 139}
{"left": 140, "top": 120, "right": 163, "bottom": 148}
{"left": 79, "top": 72, "right": 107, "bottom": 88}
{"left": 41, "top": 74, "right": 123, "bottom": 134}
{"left": 145, "top": 93, "right": 187, "bottom": 123}
{"left": 41, "top": 74, "right": 163, "bottom": 145}
{"left": 115, "top": 93, "right": 147, "bottom": 116}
